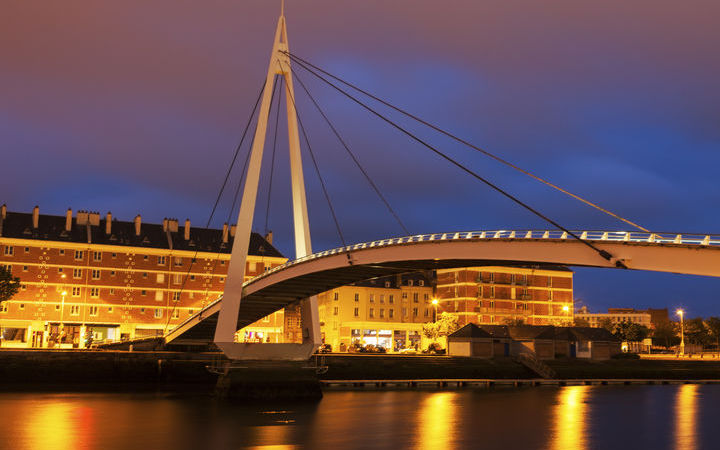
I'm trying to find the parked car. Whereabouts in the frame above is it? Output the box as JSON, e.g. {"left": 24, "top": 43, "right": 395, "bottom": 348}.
{"left": 317, "top": 344, "right": 332, "bottom": 353}
{"left": 423, "top": 343, "right": 446, "bottom": 355}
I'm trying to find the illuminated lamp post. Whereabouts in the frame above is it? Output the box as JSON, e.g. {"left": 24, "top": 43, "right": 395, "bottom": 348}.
{"left": 59, "top": 273, "right": 67, "bottom": 345}
{"left": 562, "top": 305, "right": 570, "bottom": 326}
{"left": 676, "top": 309, "right": 685, "bottom": 356}
{"left": 432, "top": 298, "right": 439, "bottom": 323}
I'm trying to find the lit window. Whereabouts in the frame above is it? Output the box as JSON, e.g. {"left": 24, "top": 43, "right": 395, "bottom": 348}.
{"left": 157, "top": 273, "right": 165, "bottom": 283}
{"left": 174, "top": 257, "right": 183, "bottom": 266}
{"left": 155, "top": 291, "right": 163, "bottom": 301}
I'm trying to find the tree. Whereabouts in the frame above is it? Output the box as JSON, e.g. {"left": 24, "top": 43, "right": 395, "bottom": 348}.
{"left": 0, "top": 266, "right": 20, "bottom": 307}
{"left": 652, "top": 320, "right": 680, "bottom": 348}
{"left": 612, "top": 321, "right": 651, "bottom": 342}
{"left": 598, "top": 317, "right": 614, "bottom": 332}
{"left": 684, "top": 318, "right": 711, "bottom": 347}
{"left": 504, "top": 317, "right": 525, "bottom": 326}
{"left": 706, "top": 317, "right": 720, "bottom": 351}
{"left": 573, "top": 318, "right": 590, "bottom": 327}
{"left": 422, "top": 312, "right": 460, "bottom": 341}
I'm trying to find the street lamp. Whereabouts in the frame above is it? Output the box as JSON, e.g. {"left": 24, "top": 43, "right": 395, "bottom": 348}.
{"left": 431, "top": 298, "right": 439, "bottom": 323}
{"left": 676, "top": 309, "right": 685, "bottom": 356}
{"left": 563, "top": 305, "right": 570, "bottom": 326}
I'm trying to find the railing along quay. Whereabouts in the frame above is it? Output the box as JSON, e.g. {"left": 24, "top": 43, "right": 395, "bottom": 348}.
{"left": 320, "top": 378, "right": 720, "bottom": 389}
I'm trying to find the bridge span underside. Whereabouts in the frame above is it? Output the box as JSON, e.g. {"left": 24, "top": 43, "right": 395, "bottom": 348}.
{"left": 166, "top": 233, "right": 720, "bottom": 346}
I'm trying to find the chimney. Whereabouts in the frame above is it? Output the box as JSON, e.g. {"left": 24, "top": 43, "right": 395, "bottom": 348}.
{"left": 105, "top": 212, "right": 112, "bottom": 235}
{"left": 162, "top": 218, "right": 168, "bottom": 232}
{"left": 32, "top": 206, "right": 39, "bottom": 229}
{"left": 222, "top": 223, "right": 229, "bottom": 243}
{"left": 65, "top": 208, "right": 72, "bottom": 231}
{"left": 1, "top": 204, "right": 6, "bottom": 219}
{"left": 184, "top": 219, "right": 190, "bottom": 240}
{"left": 76, "top": 210, "right": 89, "bottom": 225}
{"left": 167, "top": 219, "right": 178, "bottom": 233}
{"left": 264, "top": 231, "right": 273, "bottom": 245}
{"left": 88, "top": 211, "right": 100, "bottom": 226}
{"left": 134, "top": 214, "right": 141, "bottom": 236}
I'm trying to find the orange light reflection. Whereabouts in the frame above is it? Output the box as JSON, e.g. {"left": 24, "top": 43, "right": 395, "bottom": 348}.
{"left": 675, "top": 384, "right": 698, "bottom": 450}
{"left": 417, "top": 392, "right": 457, "bottom": 450}
{"left": 551, "top": 386, "right": 589, "bottom": 450}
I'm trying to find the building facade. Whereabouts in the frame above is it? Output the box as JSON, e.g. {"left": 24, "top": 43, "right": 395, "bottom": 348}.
{"left": 436, "top": 266, "right": 574, "bottom": 327}
{"left": 317, "top": 273, "right": 435, "bottom": 352}
{"left": 0, "top": 206, "right": 287, "bottom": 348}
{"left": 575, "top": 306, "right": 653, "bottom": 329}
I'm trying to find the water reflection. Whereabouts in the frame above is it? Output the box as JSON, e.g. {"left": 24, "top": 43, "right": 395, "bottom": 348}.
{"left": 675, "top": 384, "right": 699, "bottom": 450}
{"left": 416, "top": 392, "right": 458, "bottom": 450}
{"left": 551, "top": 386, "right": 590, "bottom": 450}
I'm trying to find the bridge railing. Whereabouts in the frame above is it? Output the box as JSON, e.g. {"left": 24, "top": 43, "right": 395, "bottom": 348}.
{"left": 249, "top": 230, "right": 720, "bottom": 285}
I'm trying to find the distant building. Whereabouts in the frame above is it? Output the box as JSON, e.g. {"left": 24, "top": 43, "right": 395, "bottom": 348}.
{"left": 317, "top": 273, "right": 434, "bottom": 352}
{"left": 436, "top": 266, "right": 574, "bottom": 327}
{"left": 575, "top": 306, "right": 652, "bottom": 329}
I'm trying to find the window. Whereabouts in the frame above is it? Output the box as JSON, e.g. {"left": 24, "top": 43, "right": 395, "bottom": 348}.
{"left": 108, "top": 307, "right": 113, "bottom": 313}
{"left": 384, "top": 281, "right": 391, "bottom": 288}
{"left": 143, "top": 255, "right": 149, "bottom": 260}
{"left": 1, "top": 265, "right": 10, "bottom": 274}
{"left": 490, "top": 286, "right": 495, "bottom": 298}
{"left": 140, "top": 308, "right": 146, "bottom": 314}
{"left": 402, "top": 292, "right": 408, "bottom": 300}
{"left": 408, "top": 280, "right": 414, "bottom": 286}
{"left": 59, "top": 249, "right": 65, "bottom": 256}
{"left": 157, "top": 256, "right": 166, "bottom": 265}
{"left": 173, "top": 274, "right": 182, "bottom": 285}
{"left": 19, "top": 303, "right": 25, "bottom": 310}
{"left": 71, "top": 287, "right": 81, "bottom": 297}
{"left": 190, "top": 275, "right": 195, "bottom": 281}
{"left": 141, "top": 290, "right": 147, "bottom": 296}
{"left": 91, "top": 269, "right": 101, "bottom": 280}
{"left": 74, "top": 250, "right": 83, "bottom": 260}
{"left": 380, "top": 294, "right": 384, "bottom": 304}
{"left": 489, "top": 273, "right": 495, "bottom": 283}
{"left": 549, "top": 290, "right": 554, "bottom": 301}
{"left": 22, "top": 265, "right": 28, "bottom": 272}
{"left": 354, "top": 293, "right": 359, "bottom": 301}
{"left": 353, "top": 307, "right": 359, "bottom": 317}
{"left": 55, "top": 305, "right": 60, "bottom": 311}
{"left": 174, "top": 257, "right": 183, "bottom": 266}
{"left": 369, "top": 308, "right": 374, "bottom": 318}
{"left": 369, "top": 294, "right": 374, "bottom": 303}
{"left": 333, "top": 292, "right": 339, "bottom": 301}
{"left": 93, "top": 251, "right": 102, "bottom": 261}
{"left": 413, "top": 293, "right": 419, "bottom": 303}
{"left": 0, "top": 304, "right": 7, "bottom": 313}
{"left": 248, "top": 261, "right": 257, "bottom": 272}
{"left": 380, "top": 309, "right": 385, "bottom": 318}
{"left": 110, "top": 270, "right": 116, "bottom": 276}
{"left": 333, "top": 306, "right": 339, "bottom": 316}
{"left": 172, "top": 292, "right": 181, "bottom": 301}
{"left": 424, "top": 308, "right": 429, "bottom": 317}
{"left": 155, "top": 291, "right": 163, "bottom": 301}
{"left": 58, "top": 267, "right": 64, "bottom": 274}
{"left": 3, "top": 246, "right": 14, "bottom": 256}
{"left": 419, "top": 280, "right": 424, "bottom": 287}
{"left": 389, "top": 295, "right": 394, "bottom": 304}
{"left": 24, "top": 246, "right": 29, "bottom": 253}
{"left": 89, "top": 306, "right": 98, "bottom": 316}
{"left": 110, "top": 289, "right": 115, "bottom": 295}
{"left": 112, "top": 252, "right": 117, "bottom": 259}
{"left": 157, "top": 274, "right": 165, "bottom": 283}
{"left": 413, "top": 307, "right": 418, "bottom": 317}
{"left": 172, "top": 309, "right": 180, "bottom": 319}
{"left": 142, "top": 272, "right": 148, "bottom": 279}
{"left": 90, "top": 288, "right": 99, "bottom": 298}
{"left": 424, "top": 293, "right": 429, "bottom": 301}
{"left": 70, "top": 305, "right": 79, "bottom": 316}
{"left": 154, "top": 309, "right": 163, "bottom": 318}
{"left": 73, "top": 268, "right": 82, "bottom": 279}
{"left": 389, "top": 309, "right": 394, "bottom": 318}
{"left": 403, "top": 308, "right": 408, "bottom": 317}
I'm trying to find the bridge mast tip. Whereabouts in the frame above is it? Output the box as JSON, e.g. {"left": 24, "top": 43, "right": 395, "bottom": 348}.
{"left": 281, "top": 0, "right": 285, "bottom": 17}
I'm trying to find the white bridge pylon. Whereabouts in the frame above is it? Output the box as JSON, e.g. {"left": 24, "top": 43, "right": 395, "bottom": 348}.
{"left": 213, "top": 9, "right": 321, "bottom": 360}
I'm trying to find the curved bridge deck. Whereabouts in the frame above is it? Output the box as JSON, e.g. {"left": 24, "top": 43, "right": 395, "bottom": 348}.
{"left": 166, "top": 230, "right": 720, "bottom": 345}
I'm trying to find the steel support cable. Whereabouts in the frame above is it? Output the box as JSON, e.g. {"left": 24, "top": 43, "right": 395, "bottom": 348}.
{"left": 290, "top": 67, "right": 411, "bottom": 236}
{"left": 288, "top": 57, "right": 624, "bottom": 267}
{"left": 284, "top": 51, "right": 649, "bottom": 234}
{"left": 264, "top": 76, "right": 284, "bottom": 236}
{"left": 163, "top": 78, "right": 271, "bottom": 333}
{"left": 277, "top": 59, "right": 349, "bottom": 253}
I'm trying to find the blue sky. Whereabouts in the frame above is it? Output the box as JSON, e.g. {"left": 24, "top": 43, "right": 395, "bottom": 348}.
{"left": 2, "top": 0, "right": 719, "bottom": 316}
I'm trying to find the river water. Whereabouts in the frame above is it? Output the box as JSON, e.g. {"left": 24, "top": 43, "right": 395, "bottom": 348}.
{"left": 0, "top": 385, "right": 717, "bottom": 449}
